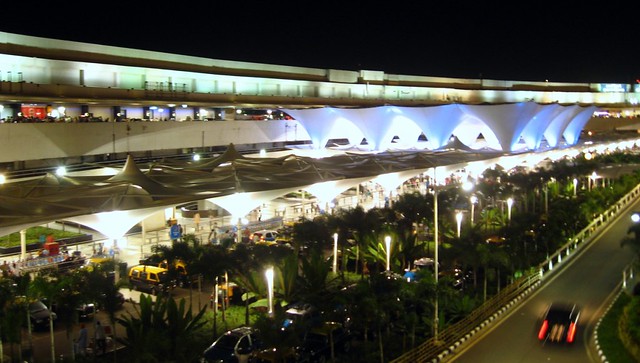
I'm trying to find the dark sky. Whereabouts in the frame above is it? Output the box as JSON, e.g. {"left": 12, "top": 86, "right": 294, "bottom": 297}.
{"left": 1, "top": 2, "right": 636, "bottom": 84}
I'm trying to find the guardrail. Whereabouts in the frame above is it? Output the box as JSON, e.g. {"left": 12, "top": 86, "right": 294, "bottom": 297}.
{"left": 391, "top": 182, "right": 640, "bottom": 363}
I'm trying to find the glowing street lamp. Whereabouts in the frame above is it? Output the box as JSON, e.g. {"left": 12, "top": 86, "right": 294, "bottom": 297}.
{"left": 507, "top": 197, "right": 514, "bottom": 222}
{"left": 333, "top": 233, "right": 338, "bottom": 273}
{"left": 573, "top": 178, "right": 578, "bottom": 197}
{"left": 455, "top": 211, "right": 463, "bottom": 237}
{"left": 431, "top": 172, "right": 474, "bottom": 341}
{"left": 470, "top": 195, "right": 478, "bottom": 225}
{"left": 265, "top": 267, "right": 274, "bottom": 315}
{"left": 385, "top": 236, "right": 391, "bottom": 271}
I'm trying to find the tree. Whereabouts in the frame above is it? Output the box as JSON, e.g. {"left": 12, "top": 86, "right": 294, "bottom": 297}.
{"left": 30, "top": 272, "right": 63, "bottom": 363}
{"left": 116, "top": 293, "right": 207, "bottom": 362}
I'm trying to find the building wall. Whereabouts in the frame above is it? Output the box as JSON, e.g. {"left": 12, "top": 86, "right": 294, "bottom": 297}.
{"left": 0, "top": 120, "right": 309, "bottom": 166}
{"left": 1, "top": 49, "right": 638, "bottom": 107}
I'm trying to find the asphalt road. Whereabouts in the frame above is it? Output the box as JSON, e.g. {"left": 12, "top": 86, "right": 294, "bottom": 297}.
{"left": 446, "top": 199, "right": 639, "bottom": 362}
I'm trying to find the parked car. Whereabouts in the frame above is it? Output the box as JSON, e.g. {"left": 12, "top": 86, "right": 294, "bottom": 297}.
{"left": 251, "top": 230, "right": 279, "bottom": 245}
{"left": 253, "top": 347, "right": 298, "bottom": 363}
{"left": 296, "top": 322, "right": 352, "bottom": 363}
{"left": 80, "top": 290, "right": 126, "bottom": 319}
{"left": 29, "top": 300, "right": 57, "bottom": 330}
{"left": 537, "top": 302, "right": 580, "bottom": 344}
{"left": 76, "top": 303, "right": 96, "bottom": 320}
{"left": 281, "top": 302, "right": 322, "bottom": 332}
{"left": 140, "top": 257, "right": 199, "bottom": 288}
{"left": 128, "top": 265, "right": 175, "bottom": 295}
{"left": 201, "top": 326, "right": 262, "bottom": 363}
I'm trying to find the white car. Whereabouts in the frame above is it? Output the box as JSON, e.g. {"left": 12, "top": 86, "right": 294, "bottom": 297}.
{"left": 251, "top": 230, "right": 279, "bottom": 243}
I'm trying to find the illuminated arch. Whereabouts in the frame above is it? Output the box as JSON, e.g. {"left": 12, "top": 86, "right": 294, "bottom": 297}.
{"left": 544, "top": 105, "right": 584, "bottom": 147}
{"left": 284, "top": 108, "right": 363, "bottom": 149}
{"left": 520, "top": 104, "right": 564, "bottom": 149}
{"left": 459, "top": 102, "right": 540, "bottom": 152}
{"left": 563, "top": 105, "right": 598, "bottom": 145}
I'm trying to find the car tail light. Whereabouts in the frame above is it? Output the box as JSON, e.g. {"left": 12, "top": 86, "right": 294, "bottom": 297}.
{"left": 566, "top": 322, "right": 576, "bottom": 343}
{"left": 538, "top": 320, "right": 548, "bottom": 340}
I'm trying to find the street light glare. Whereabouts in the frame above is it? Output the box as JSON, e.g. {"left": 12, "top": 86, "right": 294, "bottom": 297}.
{"left": 632, "top": 213, "right": 640, "bottom": 223}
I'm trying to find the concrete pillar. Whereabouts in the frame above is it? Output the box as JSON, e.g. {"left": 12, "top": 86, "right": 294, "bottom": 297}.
{"left": 20, "top": 229, "right": 26, "bottom": 260}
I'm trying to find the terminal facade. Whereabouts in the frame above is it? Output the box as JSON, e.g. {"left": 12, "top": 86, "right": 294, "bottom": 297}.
{"left": 0, "top": 31, "right": 639, "bottom": 173}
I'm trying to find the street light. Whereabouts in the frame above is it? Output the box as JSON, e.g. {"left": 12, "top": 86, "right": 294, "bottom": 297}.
{"left": 431, "top": 173, "right": 474, "bottom": 341}
{"left": 385, "top": 236, "right": 391, "bottom": 271}
{"left": 455, "top": 211, "right": 463, "bottom": 237}
{"left": 470, "top": 195, "right": 478, "bottom": 225}
{"left": 333, "top": 233, "right": 338, "bottom": 273}
{"left": 507, "top": 197, "right": 514, "bottom": 222}
{"left": 265, "top": 267, "right": 274, "bottom": 315}
{"left": 573, "top": 178, "right": 578, "bottom": 197}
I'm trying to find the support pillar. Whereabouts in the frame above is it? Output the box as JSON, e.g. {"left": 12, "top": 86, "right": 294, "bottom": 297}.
{"left": 20, "top": 229, "right": 26, "bottom": 260}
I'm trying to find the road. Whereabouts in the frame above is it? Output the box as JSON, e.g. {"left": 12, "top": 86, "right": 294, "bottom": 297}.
{"left": 446, "top": 199, "right": 639, "bottom": 362}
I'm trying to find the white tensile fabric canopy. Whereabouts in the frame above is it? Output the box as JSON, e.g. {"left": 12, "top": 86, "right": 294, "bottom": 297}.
{"left": 285, "top": 103, "right": 597, "bottom": 151}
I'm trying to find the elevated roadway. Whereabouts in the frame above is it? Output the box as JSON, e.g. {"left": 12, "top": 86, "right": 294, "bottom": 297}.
{"left": 444, "top": 187, "right": 639, "bottom": 362}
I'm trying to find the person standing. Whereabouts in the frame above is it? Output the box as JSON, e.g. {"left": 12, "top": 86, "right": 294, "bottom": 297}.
{"left": 77, "top": 323, "right": 88, "bottom": 356}
{"left": 95, "top": 320, "right": 107, "bottom": 355}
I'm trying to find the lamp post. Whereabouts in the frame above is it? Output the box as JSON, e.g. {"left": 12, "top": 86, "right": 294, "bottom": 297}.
{"left": 455, "top": 211, "right": 463, "bottom": 237}
{"left": 470, "top": 195, "right": 478, "bottom": 225}
{"left": 265, "top": 267, "right": 274, "bottom": 315}
{"left": 432, "top": 174, "right": 473, "bottom": 341}
{"left": 385, "top": 235, "right": 391, "bottom": 271}
{"left": 433, "top": 182, "right": 439, "bottom": 340}
{"left": 573, "top": 178, "right": 578, "bottom": 197}
{"left": 333, "top": 233, "right": 338, "bottom": 273}
{"left": 507, "top": 197, "right": 513, "bottom": 222}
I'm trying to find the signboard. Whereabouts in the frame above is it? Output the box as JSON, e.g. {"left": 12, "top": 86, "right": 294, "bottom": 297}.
{"left": 170, "top": 224, "right": 182, "bottom": 239}
{"left": 596, "top": 84, "right": 629, "bottom": 93}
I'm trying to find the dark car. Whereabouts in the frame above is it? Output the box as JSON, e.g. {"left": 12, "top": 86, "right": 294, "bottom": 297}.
{"left": 281, "top": 302, "right": 322, "bottom": 332}
{"left": 253, "top": 347, "right": 298, "bottom": 363}
{"left": 297, "top": 322, "right": 351, "bottom": 363}
{"left": 201, "top": 326, "right": 262, "bottom": 363}
{"left": 29, "top": 300, "right": 57, "bottom": 330}
{"left": 76, "top": 303, "right": 96, "bottom": 320}
{"left": 77, "top": 291, "right": 125, "bottom": 320}
{"left": 537, "top": 302, "right": 580, "bottom": 344}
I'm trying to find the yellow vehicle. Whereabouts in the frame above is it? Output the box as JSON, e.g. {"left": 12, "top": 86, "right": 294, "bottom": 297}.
{"left": 128, "top": 265, "right": 175, "bottom": 295}
{"left": 149, "top": 259, "right": 199, "bottom": 288}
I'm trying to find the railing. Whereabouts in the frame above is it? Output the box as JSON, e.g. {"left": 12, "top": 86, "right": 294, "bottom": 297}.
{"left": 391, "top": 182, "right": 640, "bottom": 363}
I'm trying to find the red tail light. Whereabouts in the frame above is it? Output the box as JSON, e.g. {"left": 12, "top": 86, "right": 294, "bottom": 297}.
{"left": 566, "top": 322, "right": 576, "bottom": 343}
{"left": 538, "top": 320, "right": 549, "bottom": 340}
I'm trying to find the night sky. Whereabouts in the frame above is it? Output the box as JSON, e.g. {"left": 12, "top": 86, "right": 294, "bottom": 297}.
{"left": 1, "top": 2, "right": 637, "bottom": 84}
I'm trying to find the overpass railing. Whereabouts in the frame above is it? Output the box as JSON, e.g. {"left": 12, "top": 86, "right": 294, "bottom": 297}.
{"left": 391, "top": 182, "right": 640, "bottom": 363}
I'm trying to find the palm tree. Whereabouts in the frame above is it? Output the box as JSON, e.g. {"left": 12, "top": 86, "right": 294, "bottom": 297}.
{"left": 30, "top": 272, "right": 63, "bottom": 363}
{"left": 298, "top": 249, "right": 334, "bottom": 303}
{"left": 336, "top": 206, "right": 381, "bottom": 275}
{"left": 116, "top": 293, "right": 207, "bottom": 362}
{"left": 478, "top": 207, "right": 505, "bottom": 233}
{"left": 52, "top": 272, "right": 86, "bottom": 362}
{"left": 0, "top": 277, "right": 13, "bottom": 361}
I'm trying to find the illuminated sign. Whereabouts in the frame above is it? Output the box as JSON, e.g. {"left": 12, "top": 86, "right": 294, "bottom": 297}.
{"left": 597, "top": 84, "right": 629, "bottom": 93}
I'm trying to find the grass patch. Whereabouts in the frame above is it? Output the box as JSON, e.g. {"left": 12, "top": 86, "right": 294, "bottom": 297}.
{"left": 0, "top": 226, "right": 82, "bottom": 247}
{"left": 597, "top": 292, "right": 636, "bottom": 363}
